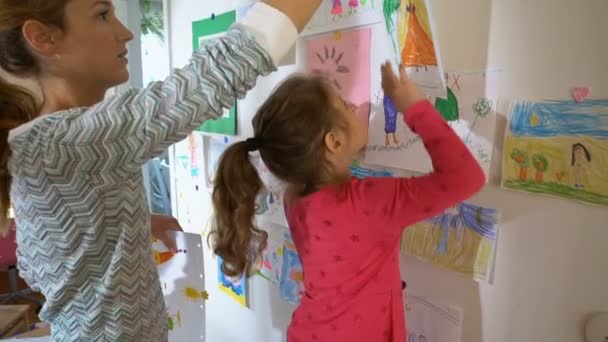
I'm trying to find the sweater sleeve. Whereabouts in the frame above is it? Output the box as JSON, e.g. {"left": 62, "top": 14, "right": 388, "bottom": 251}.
{"left": 349, "top": 100, "right": 486, "bottom": 231}
{"left": 46, "top": 3, "right": 297, "bottom": 172}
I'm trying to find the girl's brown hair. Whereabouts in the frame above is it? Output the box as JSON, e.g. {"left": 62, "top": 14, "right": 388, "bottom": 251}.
{"left": 210, "top": 75, "right": 347, "bottom": 277}
{"left": 0, "top": 0, "right": 69, "bottom": 234}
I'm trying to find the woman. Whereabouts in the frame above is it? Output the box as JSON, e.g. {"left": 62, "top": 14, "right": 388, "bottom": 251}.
{"left": 0, "top": 0, "right": 321, "bottom": 340}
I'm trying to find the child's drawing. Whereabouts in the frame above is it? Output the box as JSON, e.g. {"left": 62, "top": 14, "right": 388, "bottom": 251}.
{"left": 250, "top": 153, "right": 289, "bottom": 226}
{"left": 365, "top": 71, "right": 499, "bottom": 177}
{"left": 306, "top": 27, "right": 371, "bottom": 130}
{"left": 154, "top": 232, "right": 206, "bottom": 341}
{"left": 384, "top": 0, "right": 446, "bottom": 99}
{"left": 255, "top": 227, "right": 285, "bottom": 284}
{"left": 402, "top": 203, "right": 500, "bottom": 281}
{"left": 303, "top": 0, "right": 382, "bottom": 36}
{"left": 383, "top": 94, "right": 399, "bottom": 146}
{"left": 350, "top": 160, "right": 394, "bottom": 178}
{"left": 279, "top": 232, "right": 305, "bottom": 305}
{"left": 404, "top": 292, "right": 463, "bottom": 342}
{"left": 217, "top": 257, "right": 248, "bottom": 308}
{"left": 502, "top": 99, "right": 608, "bottom": 207}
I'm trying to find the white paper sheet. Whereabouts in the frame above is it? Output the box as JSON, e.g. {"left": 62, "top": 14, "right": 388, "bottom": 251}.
{"left": 364, "top": 70, "right": 500, "bottom": 176}
{"left": 154, "top": 232, "right": 206, "bottom": 342}
{"left": 405, "top": 292, "right": 463, "bottom": 342}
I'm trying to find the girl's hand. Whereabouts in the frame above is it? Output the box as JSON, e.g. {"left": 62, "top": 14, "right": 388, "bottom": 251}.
{"left": 151, "top": 214, "right": 183, "bottom": 253}
{"left": 381, "top": 62, "right": 426, "bottom": 113}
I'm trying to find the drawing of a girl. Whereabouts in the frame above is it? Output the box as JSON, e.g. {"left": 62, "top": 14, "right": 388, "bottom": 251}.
{"left": 571, "top": 143, "right": 591, "bottom": 189}
{"left": 383, "top": 94, "right": 399, "bottom": 146}
{"left": 348, "top": 0, "right": 359, "bottom": 14}
{"left": 332, "top": 0, "right": 343, "bottom": 17}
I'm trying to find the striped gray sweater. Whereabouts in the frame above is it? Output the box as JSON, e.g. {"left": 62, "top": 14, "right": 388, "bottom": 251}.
{"left": 7, "top": 5, "right": 295, "bottom": 339}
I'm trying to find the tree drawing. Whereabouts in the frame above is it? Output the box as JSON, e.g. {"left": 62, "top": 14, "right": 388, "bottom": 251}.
{"left": 434, "top": 87, "right": 459, "bottom": 122}
{"left": 532, "top": 154, "right": 549, "bottom": 183}
{"left": 510, "top": 148, "right": 529, "bottom": 181}
{"left": 465, "top": 97, "right": 492, "bottom": 144}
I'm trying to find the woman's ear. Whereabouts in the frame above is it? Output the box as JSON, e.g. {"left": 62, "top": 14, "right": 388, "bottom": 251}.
{"left": 22, "top": 20, "right": 63, "bottom": 57}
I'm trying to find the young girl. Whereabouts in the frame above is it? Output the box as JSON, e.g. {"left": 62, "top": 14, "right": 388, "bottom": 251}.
{"left": 211, "top": 63, "right": 485, "bottom": 341}
{"left": 0, "top": 0, "right": 321, "bottom": 340}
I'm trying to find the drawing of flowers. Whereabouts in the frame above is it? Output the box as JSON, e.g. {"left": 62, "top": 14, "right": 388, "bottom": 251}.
{"left": 465, "top": 97, "right": 492, "bottom": 143}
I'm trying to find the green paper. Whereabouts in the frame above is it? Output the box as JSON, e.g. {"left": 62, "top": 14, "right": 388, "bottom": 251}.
{"left": 192, "top": 11, "right": 237, "bottom": 135}
{"left": 434, "top": 87, "right": 459, "bottom": 122}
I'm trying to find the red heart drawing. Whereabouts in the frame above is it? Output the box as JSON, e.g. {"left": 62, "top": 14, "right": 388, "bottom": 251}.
{"left": 571, "top": 87, "right": 590, "bottom": 103}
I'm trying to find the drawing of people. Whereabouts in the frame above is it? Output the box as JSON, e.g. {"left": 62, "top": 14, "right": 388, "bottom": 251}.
{"left": 571, "top": 143, "right": 591, "bottom": 189}
{"left": 348, "top": 0, "right": 359, "bottom": 14}
{"left": 383, "top": 94, "right": 399, "bottom": 146}
{"left": 331, "top": 0, "right": 343, "bottom": 17}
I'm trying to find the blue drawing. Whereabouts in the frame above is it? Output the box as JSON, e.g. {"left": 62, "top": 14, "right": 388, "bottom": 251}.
{"left": 426, "top": 203, "right": 499, "bottom": 255}
{"left": 279, "top": 232, "right": 305, "bottom": 305}
{"left": 350, "top": 160, "right": 393, "bottom": 179}
{"left": 509, "top": 99, "right": 608, "bottom": 138}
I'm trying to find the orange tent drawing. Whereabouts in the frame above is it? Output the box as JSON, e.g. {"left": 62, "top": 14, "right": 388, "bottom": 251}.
{"left": 398, "top": 0, "right": 438, "bottom": 69}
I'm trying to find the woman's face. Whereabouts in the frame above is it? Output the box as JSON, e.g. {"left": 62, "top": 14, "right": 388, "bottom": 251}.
{"left": 52, "top": 0, "right": 134, "bottom": 88}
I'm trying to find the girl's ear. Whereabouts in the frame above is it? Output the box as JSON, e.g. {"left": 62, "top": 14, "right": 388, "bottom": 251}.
{"left": 324, "top": 129, "right": 344, "bottom": 154}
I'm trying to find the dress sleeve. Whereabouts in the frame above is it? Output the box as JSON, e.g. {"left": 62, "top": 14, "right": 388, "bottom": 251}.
{"left": 349, "top": 100, "right": 486, "bottom": 231}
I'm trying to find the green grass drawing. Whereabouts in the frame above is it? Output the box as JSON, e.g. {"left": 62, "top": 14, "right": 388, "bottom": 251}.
{"left": 504, "top": 180, "right": 608, "bottom": 206}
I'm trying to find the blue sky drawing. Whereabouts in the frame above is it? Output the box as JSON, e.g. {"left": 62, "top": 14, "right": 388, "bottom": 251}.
{"left": 509, "top": 99, "right": 608, "bottom": 138}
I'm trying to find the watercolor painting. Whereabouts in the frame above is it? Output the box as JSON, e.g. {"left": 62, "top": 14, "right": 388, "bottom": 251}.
{"left": 384, "top": 0, "right": 445, "bottom": 99}
{"left": 306, "top": 27, "right": 372, "bottom": 130}
{"left": 404, "top": 292, "right": 463, "bottom": 342}
{"left": 279, "top": 232, "right": 305, "bottom": 305}
{"left": 255, "top": 232, "right": 284, "bottom": 284}
{"left": 401, "top": 203, "right": 500, "bottom": 281}
{"left": 302, "top": 0, "right": 383, "bottom": 36}
{"left": 154, "top": 232, "right": 206, "bottom": 341}
{"left": 203, "top": 135, "right": 232, "bottom": 191}
{"left": 250, "top": 153, "right": 289, "bottom": 226}
{"left": 502, "top": 99, "right": 608, "bottom": 206}
{"left": 365, "top": 71, "right": 499, "bottom": 177}
{"left": 172, "top": 132, "right": 206, "bottom": 232}
{"left": 217, "top": 257, "right": 248, "bottom": 308}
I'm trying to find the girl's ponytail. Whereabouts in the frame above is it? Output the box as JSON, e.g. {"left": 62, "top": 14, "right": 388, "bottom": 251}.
{"left": 209, "top": 140, "right": 267, "bottom": 277}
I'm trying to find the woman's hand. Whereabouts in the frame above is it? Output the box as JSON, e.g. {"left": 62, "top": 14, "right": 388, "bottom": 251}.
{"left": 151, "top": 214, "right": 183, "bottom": 253}
{"left": 381, "top": 61, "right": 426, "bottom": 113}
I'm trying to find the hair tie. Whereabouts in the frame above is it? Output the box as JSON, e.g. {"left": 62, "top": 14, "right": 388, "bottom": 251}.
{"left": 246, "top": 137, "right": 261, "bottom": 152}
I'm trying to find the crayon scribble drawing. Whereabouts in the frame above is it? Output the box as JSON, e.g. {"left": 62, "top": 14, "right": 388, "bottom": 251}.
{"left": 365, "top": 71, "right": 499, "bottom": 178}
{"left": 306, "top": 27, "right": 372, "bottom": 130}
{"left": 302, "top": 0, "right": 382, "bottom": 36}
{"left": 279, "top": 232, "right": 306, "bottom": 305}
{"left": 402, "top": 203, "right": 500, "bottom": 281}
{"left": 154, "top": 232, "right": 206, "bottom": 341}
{"left": 502, "top": 99, "right": 608, "bottom": 207}
{"left": 384, "top": 0, "right": 445, "bottom": 99}
{"left": 217, "top": 257, "right": 248, "bottom": 308}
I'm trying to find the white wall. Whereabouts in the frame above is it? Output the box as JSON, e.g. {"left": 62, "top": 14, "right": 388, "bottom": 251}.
{"left": 168, "top": 0, "right": 608, "bottom": 341}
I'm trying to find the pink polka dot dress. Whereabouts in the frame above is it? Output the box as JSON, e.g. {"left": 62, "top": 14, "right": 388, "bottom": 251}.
{"left": 285, "top": 101, "right": 485, "bottom": 342}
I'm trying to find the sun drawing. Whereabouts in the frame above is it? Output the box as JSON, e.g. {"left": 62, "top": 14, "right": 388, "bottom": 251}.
{"left": 312, "top": 45, "right": 350, "bottom": 91}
